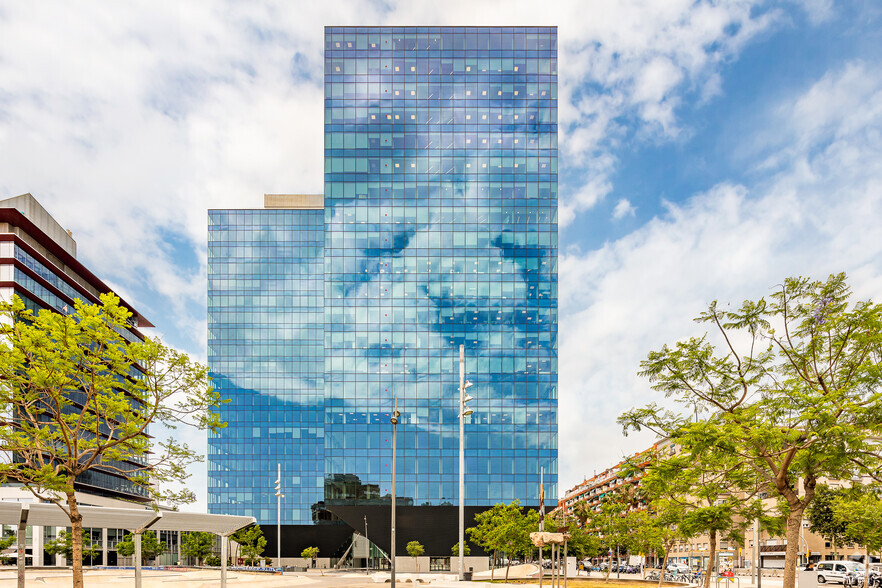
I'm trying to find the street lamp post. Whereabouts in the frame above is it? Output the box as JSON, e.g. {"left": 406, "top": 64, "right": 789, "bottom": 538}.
{"left": 274, "top": 464, "right": 283, "bottom": 567}
{"left": 364, "top": 515, "right": 369, "bottom": 572}
{"left": 390, "top": 399, "right": 400, "bottom": 586}
{"left": 458, "top": 344, "right": 474, "bottom": 581}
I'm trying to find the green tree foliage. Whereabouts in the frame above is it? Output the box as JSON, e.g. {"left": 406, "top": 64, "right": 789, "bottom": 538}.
{"left": 572, "top": 500, "right": 592, "bottom": 528}
{"left": 806, "top": 485, "right": 852, "bottom": 557}
{"left": 231, "top": 525, "right": 266, "bottom": 566}
{"left": 468, "top": 500, "right": 539, "bottom": 582}
{"left": 590, "top": 490, "right": 632, "bottom": 583}
{"left": 560, "top": 519, "right": 600, "bottom": 561}
{"left": 0, "top": 533, "right": 14, "bottom": 565}
{"left": 0, "top": 294, "right": 223, "bottom": 588}
{"left": 115, "top": 531, "right": 166, "bottom": 562}
{"left": 809, "top": 486, "right": 882, "bottom": 588}
{"left": 406, "top": 540, "right": 424, "bottom": 571}
{"left": 642, "top": 447, "right": 763, "bottom": 588}
{"left": 204, "top": 554, "right": 221, "bottom": 567}
{"left": 451, "top": 542, "right": 471, "bottom": 556}
{"left": 619, "top": 274, "right": 882, "bottom": 588}
{"left": 181, "top": 531, "right": 215, "bottom": 566}
{"left": 45, "top": 530, "right": 98, "bottom": 561}
{"left": 301, "top": 546, "right": 319, "bottom": 567}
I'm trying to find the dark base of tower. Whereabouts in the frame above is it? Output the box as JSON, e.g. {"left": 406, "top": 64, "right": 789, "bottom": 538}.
{"left": 262, "top": 504, "right": 546, "bottom": 558}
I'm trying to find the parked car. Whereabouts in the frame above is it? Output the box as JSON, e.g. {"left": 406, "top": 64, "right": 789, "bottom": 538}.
{"left": 668, "top": 562, "right": 691, "bottom": 574}
{"left": 816, "top": 561, "right": 866, "bottom": 584}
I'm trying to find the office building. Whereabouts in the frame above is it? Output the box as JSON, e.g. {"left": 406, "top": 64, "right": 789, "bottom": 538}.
{"left": 208, "top": 26, "right": 558, "bottom": 558}
{"left": 0, "top": 193, "right": 164, "bottom": 565}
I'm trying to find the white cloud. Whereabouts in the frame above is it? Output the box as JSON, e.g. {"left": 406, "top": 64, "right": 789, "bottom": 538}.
{"left": 612, "top": 198, "right": 637, "bottom": 220}
{"left": 0, "top": 0, "right": 865, "bottom": 508}
{"left": 558, "top": 61, "right": 882, "bottom": 492}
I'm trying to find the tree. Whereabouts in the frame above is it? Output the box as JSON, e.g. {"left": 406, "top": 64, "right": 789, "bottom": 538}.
{"left": 644, "top": 500, "right": 691, "bottom": 587}
{"left": 806, "top": 485, "right": 852, "bottom": 558}
{"left": 572, "top": 500, "right": 592, "bottom": 528}
{"left": 231, "top": 525, "right": 266, "bottom": 566}
{"left": 0, "top": 294, "right": 224, "bottom": 588}
{"left": 468, "top": 500, "right": 539, "bottom": 582}
{"left": 590, "top": 490, "right": 632, "bottom": 583}
{"left": 557, "top": 518, "right": 600, "bottom": 564}
{"left": 181, "top": 531, "right": 215, "bottom": 566}
{"left": 45, "top": 530, "right": 98, "bottom": 561}
{"left": 301, "top": 546, "right": 319, "bottom": 568}
{"left": 0, "top": 533, "right": 14, "bottom": 565}
{"left": 406, "top": 540, "right": 425, "bottom": 572}
{"left": 619, "top": 273, "right": 882, "bottom": 588}
{"left": 642, "top": 445, "right": 764, "bottom": 588}
{"left": 468, "top": 503, "right": 505, "bottom": 581}
{"left": 451, "top": 542, "right": 471, "bottom": 556}
{"left": 833, "top": 487, "right": 882, "bottom": 586}
{"left": 620, "top": 509, "right": 663, "bottom": 579}
{"left": 116, "top": 531, "right": 166, "bottom": 563}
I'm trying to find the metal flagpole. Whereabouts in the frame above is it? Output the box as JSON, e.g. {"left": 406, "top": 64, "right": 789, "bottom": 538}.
{"left": 275, "top": 464, "right": 283, "bottom": 566}
{"left": 459, "top": 345, "right": 465, "bottom": 581}
{"left": 390, "top": 398, "right": 399, "bottom": 586}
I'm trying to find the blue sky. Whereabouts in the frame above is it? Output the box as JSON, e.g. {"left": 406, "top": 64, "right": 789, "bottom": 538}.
{"left": 2, "top": 0, "right": 881, "bottom": 509}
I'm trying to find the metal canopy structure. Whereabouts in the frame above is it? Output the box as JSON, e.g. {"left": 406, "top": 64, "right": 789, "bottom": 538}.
{"left": 0, "top": 501, "right": 256, "bottom": 588}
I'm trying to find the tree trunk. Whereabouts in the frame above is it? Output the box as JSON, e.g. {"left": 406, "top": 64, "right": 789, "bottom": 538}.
{"left": 703, "top": 531, "right": 717, "bottom": 588}
{"left": 67, "top": 492, "right": 85, "bottom": 588}
{"left": 659, "top": 543, "right": 672, "bottom": 588}
{"left": 782, "top": 505, "right": 805, "bottom": 588}
{"left": 863, "top": 547, "right": 870, "bottom": 588}
{"left": 506, "top": 558, "right": 512, "bottom": 582}
{"left": 491, "top": 549, "right": 496, "bottom": 582}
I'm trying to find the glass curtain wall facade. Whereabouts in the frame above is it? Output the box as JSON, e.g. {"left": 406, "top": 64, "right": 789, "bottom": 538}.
{"left": 208, "top": 208, "right": 325, "bottom": 523}
{"left": 208, "top": 25, "right": 558, "bottom": 531}
{"left": 323, "top": 26, "right": 558, "bottom": 507}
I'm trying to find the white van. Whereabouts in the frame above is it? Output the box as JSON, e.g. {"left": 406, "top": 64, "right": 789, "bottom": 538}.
{"left": 816, "top": 560, "right": 865, "bottom": 584}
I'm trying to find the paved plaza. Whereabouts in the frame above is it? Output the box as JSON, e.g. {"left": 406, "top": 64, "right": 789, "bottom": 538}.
{"left": 0, "top": 568, "right": 519, "bottom": 588}
{"left": 0, "top": 567, "right": 794, "bottom": 588}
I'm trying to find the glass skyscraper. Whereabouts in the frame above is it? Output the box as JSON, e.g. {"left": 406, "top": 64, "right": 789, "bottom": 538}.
{"left": 208, "top": 26, "right": 557, "bottom": 556}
